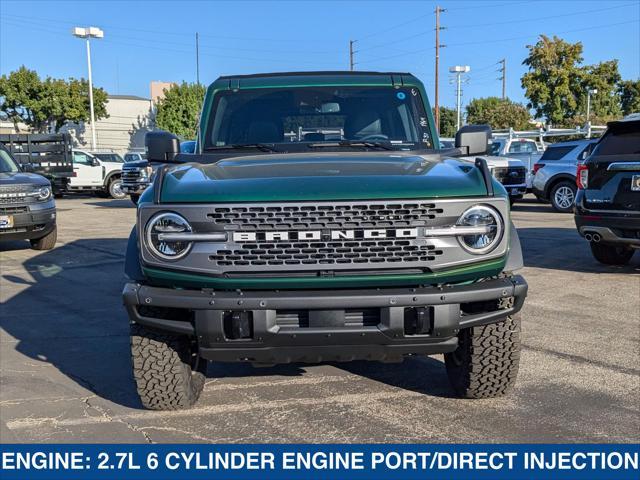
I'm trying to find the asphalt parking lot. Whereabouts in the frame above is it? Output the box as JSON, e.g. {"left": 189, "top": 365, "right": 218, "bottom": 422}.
{"left": 0, "top": 195, "right": 638, "bottom": 443}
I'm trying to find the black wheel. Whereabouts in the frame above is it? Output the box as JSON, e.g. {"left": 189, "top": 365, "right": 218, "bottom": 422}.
{"left": 108, "top": 178, "right": 126, "bottom": 199}
{"left": 130, "top": 324, "right": 206, "bottom": 410}
{"left": 589, "top": 242, "right": 634, "bottom": 265}
{"left": 550, "top": 180, "right": 577, "bottom": 213}
{"left": 130, "top": 194, "right": 140, "bottom": 205}
{"left": 30, "top": 226, "right": 57, "bottom": 250}
{"left": 445, "top": 313, "right": 521, "bottom": 398}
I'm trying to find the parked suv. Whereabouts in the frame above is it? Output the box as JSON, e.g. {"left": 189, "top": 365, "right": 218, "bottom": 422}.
{"left": 68, "top": 149, "right": 125, "bottom": 199}
{"left": 575, "top": 116, "right": 640, "bottom": 265}
{"left": 123, "top": 71, "right": 527, "bottom": 410}
{"left": 532, "top": 139, "right": 599, "bottom": 213}
{"left": 0, "top": 144, "right": 57, "bottom": 250}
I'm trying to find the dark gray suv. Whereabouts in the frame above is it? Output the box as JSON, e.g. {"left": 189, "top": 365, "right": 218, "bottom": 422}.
{"left": 531, "top": 139, "right": 599, "bottom": 213}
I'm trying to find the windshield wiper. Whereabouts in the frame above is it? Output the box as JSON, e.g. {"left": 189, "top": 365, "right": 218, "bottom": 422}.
{"left": 205, "top": 143, "right": 279, "bottom": 153}
{"left": 308, "top": 140, "right": 393, "bottom": 151}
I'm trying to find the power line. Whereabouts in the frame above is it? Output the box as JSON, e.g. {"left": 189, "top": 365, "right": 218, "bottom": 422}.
{"left": 356, "top": 2, "right": 636, "bottom": 55}
{"left": 357, "top": 18, "right": 639, "bottom": 64}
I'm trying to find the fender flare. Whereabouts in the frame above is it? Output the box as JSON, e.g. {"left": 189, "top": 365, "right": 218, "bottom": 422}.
{"left": 104, "top": 170, "right": 122, "bottom": 189}
{"left": 504, "top": 221, "right": 524, "bottom": 273}
{"left": 124, "top": 227, "right": 145, "bottom": 282}
{"left": 544, "top": 173, "right": 576, "bottom": 198}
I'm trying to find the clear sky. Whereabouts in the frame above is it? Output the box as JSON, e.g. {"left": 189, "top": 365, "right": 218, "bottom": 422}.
{"left": 1, "top": 0, "right": 639, "bottom": 110}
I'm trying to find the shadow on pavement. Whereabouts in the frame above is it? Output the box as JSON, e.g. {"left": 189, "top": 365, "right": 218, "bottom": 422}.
{"left": 336, "top": 356, "right": 454, "bottom": 398}
{"left": 85, "top": 199, "right": 135, "bottom": 209}
{"left": 518, "top": 227, "right": 639, "bottom": 273}
{"left": 0, "top": 239, "right": 142, "bottom": 409}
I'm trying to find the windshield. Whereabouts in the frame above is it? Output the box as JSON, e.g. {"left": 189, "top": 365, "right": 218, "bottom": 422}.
{"left": 0, "top": 149, "right": 20, "bottom": 173}
{"left": 489, "top": 141, "right": 502, "bottom": 155}
{"left": 95, "top": 153, "right": 124, "bottom": 163}
{"left": 205, "top": 86, "right": 433, "bottom": 150}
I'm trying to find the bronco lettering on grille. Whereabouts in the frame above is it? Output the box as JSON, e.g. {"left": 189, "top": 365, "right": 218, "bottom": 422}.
{"left": 232, "top": 228, "right": 419, "bottom": 242}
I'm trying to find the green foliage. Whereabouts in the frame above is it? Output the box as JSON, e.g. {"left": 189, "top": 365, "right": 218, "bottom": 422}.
{"left": 521, "top": 35, "right": 585, "bottom": 125}
{"left": 0, "top": 66, "right": 108, "bottom": 132}
{"left": 155, "top": 82, "right": 206, "bottom": 139}
{"left": 618, "top": 80, "right": 640, "bottom": 116}
{"left": 521, "top": 36, "right": 628, "bottom": 126}
{"left": 465, "top": 97, "right": 531, "bottom": 130}
{"left": 434, "top": 106, "right": 457, "bottom": 137}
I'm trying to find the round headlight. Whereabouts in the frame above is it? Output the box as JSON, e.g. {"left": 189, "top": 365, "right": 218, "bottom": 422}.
{"left": 36, "top": 186, "right": 51, "bottom": 201}
{"left": 456, "top": 205, "right": 503, "bottom": 254}
{"left": 145, "top": 212, "right": 192, "bottom": 260}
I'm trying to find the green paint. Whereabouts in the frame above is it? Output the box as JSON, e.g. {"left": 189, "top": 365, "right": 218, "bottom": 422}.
{"left": 142, "top": 257, "right": 506, "bottom": 290}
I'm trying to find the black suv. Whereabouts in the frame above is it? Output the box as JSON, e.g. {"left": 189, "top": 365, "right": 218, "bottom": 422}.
{"left": 575, "top": 115, "right": 640, "bottom": 265}
{"left": 0, "top": 144, "right": 57, "bottom": 250}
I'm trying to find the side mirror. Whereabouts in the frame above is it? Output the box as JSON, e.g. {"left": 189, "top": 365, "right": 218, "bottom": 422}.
{"left": 455, "top": 125, "right": 492, "bottom": 156}
{"left": 91, "top": 158, "right": 100, "bottom": 167}
{"left": 146, "top": 130, "right": 180, "bottom": 162}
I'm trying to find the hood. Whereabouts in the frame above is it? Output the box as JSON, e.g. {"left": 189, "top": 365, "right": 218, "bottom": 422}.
{"left": 159, "top": 151, "right": 491, "bottom": 203}
{"left": 0, "top": 171, "right": 50, "bottom": 186}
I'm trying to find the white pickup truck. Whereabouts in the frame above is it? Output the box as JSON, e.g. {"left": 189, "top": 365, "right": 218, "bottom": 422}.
{"left": 490, "top": 138, "right": 545, "bottom": 189}
{"left": 67, "top": 149, "right": 125, "bottom": 199}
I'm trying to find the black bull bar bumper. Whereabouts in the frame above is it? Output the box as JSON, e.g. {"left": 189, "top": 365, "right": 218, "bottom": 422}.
{"left": 123, "top": 275, "right": 527, "bottom": 363}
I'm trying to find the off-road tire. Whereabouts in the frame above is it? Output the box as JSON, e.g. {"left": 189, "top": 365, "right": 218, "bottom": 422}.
{"left": 130, "top": 323, "right": 206, "bottom": 410}
{"left": 589, "top": 242, "right": 634, "bottom": 265}
{"left": 30, "top": 226, "right": 57, "bottom": 250}
{"left": 130, "top": 194, "right": 140, "bottom": 205}
{"left": 550, "top": 180, "right": 577, "bottom": 213}
{"left": 108, "top": 177, "right": 126, "bottom": 199}
{"left": 445, "top": 313, "right": 521, "bottom": 398}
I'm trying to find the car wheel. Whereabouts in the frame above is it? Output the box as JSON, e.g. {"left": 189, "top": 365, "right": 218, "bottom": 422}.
{"left": 108, "top": 178, "right": 126, "bottom": 199}
{"left": 30, "top": 226, "right": 57, "bottom": 251}
{"left": 589, "top": 243, "right": 634, "bottom": 265}
{"left": 550, "top": 181, "right": 577, "bottom": 213}
{"left": 130, "top": 324, "right": 206, "bottom": 410}
{"left": 445, "top": 313, "right": 521, "bottom": 398}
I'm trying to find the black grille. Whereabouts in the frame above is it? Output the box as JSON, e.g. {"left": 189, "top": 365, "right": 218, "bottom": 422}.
{"left": 493, "top": 166, "right": 526, "bottom": 185}
{"left": 276, "top": 309, "right": 380, "bottom": 328}
{"left": 207, "top": 202, "right": 444, "bottom": 230}
{"left": 0, "top": 206, "right": 28, "bottom": 214}
{"left": 122, "top": 168, "right": 142, "bottom": 183}
{"left": 0, "top": 185, "right": 37, "bottom": 205}
{"left": 210, "top": 239, "right": 443, "bottom": 267}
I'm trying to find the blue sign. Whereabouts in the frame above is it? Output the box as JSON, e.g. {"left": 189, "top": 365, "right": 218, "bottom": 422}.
{"left": 0, "top": 444, "right": 638, "bottom": 480}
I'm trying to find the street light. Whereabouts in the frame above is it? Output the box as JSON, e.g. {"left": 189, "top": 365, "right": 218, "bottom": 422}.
{"left": 449, "top": 66, "right": 470, "bottom": 131}
{"left": 72, "top": 27, "right": 104, "bottom": 150}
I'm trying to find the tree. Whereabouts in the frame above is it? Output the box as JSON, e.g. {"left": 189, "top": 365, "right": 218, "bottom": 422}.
{"left": 434, "top": 106, "right": 457, "bottom": 137}
{"left": 618, "top": 80, "right": 640, "bottom": 116}
{"left": 155, "top": 82, "right": 206, "bottom": 139}
{"left": 0, "top": 66, "right": 108, "bottom": 132}
{"left": 465, "top": 97, "right": 531, "bottom": 130}
{"left": 577, "top": 60, "right": 622, "bottom": 122}
{"left": 521, "top": 35, "right": 585, "bottom": 125}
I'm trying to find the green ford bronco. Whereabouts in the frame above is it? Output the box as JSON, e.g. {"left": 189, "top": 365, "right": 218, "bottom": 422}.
{"left": 123, "top": 71, "right": 528, "bottom": 410}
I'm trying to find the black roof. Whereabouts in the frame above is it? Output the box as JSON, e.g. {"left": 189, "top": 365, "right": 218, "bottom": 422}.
{"left": 218, "top": 71, "right": 414, "bottom": 80}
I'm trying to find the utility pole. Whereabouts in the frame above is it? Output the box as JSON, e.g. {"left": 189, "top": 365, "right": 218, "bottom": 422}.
{"left": 196, "top": 32, "right": 200, "bottom": 85}
{"left": 499, "top": 58, "right": 506, "bottom": 100}
{"left": 349, "top": 40, "right": 357, "bottom": 71}
{"left": 434, "top": 6, "right": 445, "bottom": 132}
{"left": 450, "top": 66, "right": 470, "bottom": 131}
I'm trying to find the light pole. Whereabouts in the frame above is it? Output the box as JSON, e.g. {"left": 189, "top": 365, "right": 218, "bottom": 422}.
{"left": 72, "top": 27, "right": 104, "bottom": 150}
{"left": 449, "top": 66, "right": 470, "bottom": 131}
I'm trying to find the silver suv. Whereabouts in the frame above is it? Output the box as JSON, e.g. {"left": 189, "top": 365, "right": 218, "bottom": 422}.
{"left": 532, "top": 139, "right": 598, "bottom": 213}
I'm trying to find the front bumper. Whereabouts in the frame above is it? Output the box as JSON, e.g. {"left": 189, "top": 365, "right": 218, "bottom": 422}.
{"left": 121, "top": 183, "right": 149, "bottom": 194}
{"left": 123, "top": 275, "right": 527, "bottom": 364}
{"left": 0, "top": 202, "right": 56, "bottom": 241}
